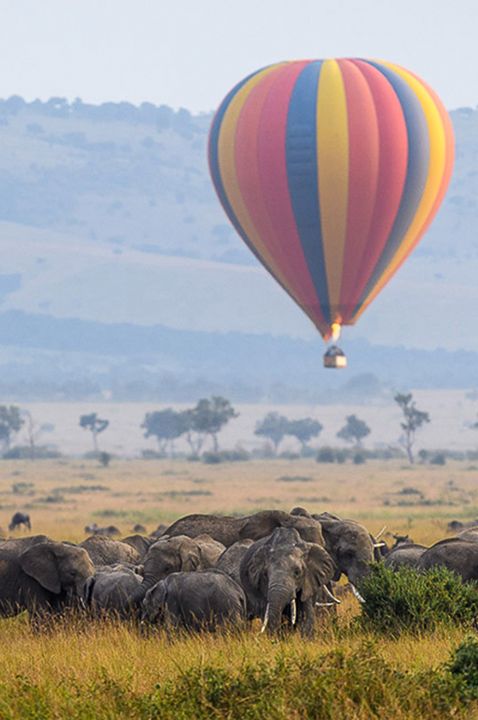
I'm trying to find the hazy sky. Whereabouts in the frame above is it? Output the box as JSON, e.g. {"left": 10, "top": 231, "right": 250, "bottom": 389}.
{"left": 0, "top": 0, "right": 475, "bottom": 112}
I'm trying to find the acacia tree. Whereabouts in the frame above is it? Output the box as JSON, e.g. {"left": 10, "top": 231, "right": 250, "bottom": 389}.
{"left": 395, "top": 392, "right": 430, "bottom": 464}
{"left": 141, "top": 409, "right": 188, "bottom": 456}
{"left": 79, "top": 413, "right": 109, "bottom": 453}
{"left": 287, "top": 418, "right": 323, "bottom": 452}
{"left": 187, "top": 396, "right": 238, "bottom": 453}
{"left": 337, "top": 414, "right": 371, "bottom": 447}
{"left": 255, "top": 412, "right": 289, "bottom": 454}
{"left": 21, "top": 410, "right": 54, "bottom": 459}
{"left": 0, "top": 405, "right": 24, "bottom": 451}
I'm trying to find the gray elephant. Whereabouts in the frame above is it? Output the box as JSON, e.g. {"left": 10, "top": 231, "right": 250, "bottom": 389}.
{"left": 142, "top": 569, "right": 246, "bottom": 631}
{"left": 239, "top": 527, "right": 336, "bottom": 635}
{"left": 121, "top": 534, "right": 156, "bottom": 560}
{"left": 313, "top": 513, "right": 376, "bottom": 588}
{"left": 129, "top": 534, "right": 225, "bottom": 606}
{"left": 418, "top": 538, "right": 478, "bottom": 581}
{"left": 80, "top": 536, "right": 141, "bottom": 567}
{"left": 83, "top": 567, "right": 143, "bottom": 617}
{"left": 384, "top": 542, "right": 428, "bottom": 569}
{"left": 0, "top": 535, "right": 51, "bottom": 554}
{"left": 0, "top": 541, "right": 94, "bottom": 617}
{"left": 216, "top": 539, "right": 254, "bottom": 585}
{"left": 164, "top": 510, "right": 324, "bottom": 547}
{"left": 457, "top": 528, "right": 478, "bottom": 543}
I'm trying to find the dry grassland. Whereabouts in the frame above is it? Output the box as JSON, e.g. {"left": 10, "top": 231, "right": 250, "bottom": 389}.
{"left": 1, "top": 457, "right": 478, "bottom": 718}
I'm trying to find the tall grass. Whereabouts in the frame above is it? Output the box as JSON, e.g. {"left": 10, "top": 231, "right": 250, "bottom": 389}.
{"left": 0, "top": 616, "right": 475, "bottom": 719}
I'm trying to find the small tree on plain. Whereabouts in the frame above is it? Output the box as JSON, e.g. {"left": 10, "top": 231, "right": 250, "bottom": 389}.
{"left": 20, "top": 410, "right": 54, "bottom": 459}
{"left": 395, "top": 392, "right": 430, "bottom": 464}
{"left": 255, "top": 412, "right": 289, "bottom": 454}
{"left": 287, "top": 418, "right": 323, "bottom": 452}
{"left": 337, "top": 414, "right": 371, "bottom": 447}
{"left": 79, "top": 413, "right": 109, "bottom": 453}
{"left": 141, "top": 408, "right": 189, "bottom": 456}
{"left": 0, "top": 405, "right": 24, "bottom": 451}
{"left": 188, "top": 396, "right": 238, "bottom": 453}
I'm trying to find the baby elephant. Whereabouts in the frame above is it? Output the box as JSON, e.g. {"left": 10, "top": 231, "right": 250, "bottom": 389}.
{"left": 83, "top": 567, "right": 143, "bottom": 618}
{"left": 142, "top": 570, "right": 246, "bottom": 631}
{"left": 9, "top": 512, "right": 31, "bottom": 532}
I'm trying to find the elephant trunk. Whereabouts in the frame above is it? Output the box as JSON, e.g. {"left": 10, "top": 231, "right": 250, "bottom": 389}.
{"left": 129, "top": 573, "right": 156, "bottom": 608}
{"left": 263, "top": 581, "right": 296, "bottom": 633}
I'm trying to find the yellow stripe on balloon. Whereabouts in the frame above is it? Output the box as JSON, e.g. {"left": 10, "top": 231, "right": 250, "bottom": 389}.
{"left": 217, "top": 64, "right": 288, "bottom": 284}
{"left": 316, "top": 59, "right": 349, "bottom": 320}
{"left": 353, "top": 61, "right": 447, "bottom": 321}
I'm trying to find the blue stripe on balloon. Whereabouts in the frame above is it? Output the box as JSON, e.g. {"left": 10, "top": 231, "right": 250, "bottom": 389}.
{"left": 285, "top": 61, "right": 331, "bottom": 325}
{"left": 354, "top": 60, "right": 430, "bottom": 311}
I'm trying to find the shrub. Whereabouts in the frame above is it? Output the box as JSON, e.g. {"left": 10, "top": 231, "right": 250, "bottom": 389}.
{"left": 3, "top": 445, "right": 61, "bottom": 459}
{"left": 449, "top": 636, "right": 478, "bottom": 697}
{"left": 202, "top": 449, "right": 250, "bottom": 464}
{"left": 335, "top": 449, "right": 347, "bottom": 464}
{"left": 11, "top": 482, "right": 34, "bottom": 495}
{"left": 316, "top": 447, "right": 335, "bottom": 463}
{"left": 98, "top": 451, "right": 111, "bottom": 467}
{"left": 359, "top": 564, "right": 478, "bottom": 634}
{"left": 430, "top": 452, "right": 446, "bottom": 466}
{"left": 353, "top": 452, "right": 366, "bottom": 465}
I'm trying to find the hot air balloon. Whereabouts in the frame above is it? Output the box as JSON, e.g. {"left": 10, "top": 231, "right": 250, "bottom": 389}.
{"left": 208, "top": 59, "right": 454, "bottom": 367}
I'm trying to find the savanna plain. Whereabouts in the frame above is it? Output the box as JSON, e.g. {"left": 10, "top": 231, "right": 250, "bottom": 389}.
{"left": 2, "top": 457, "right": 478, "bottom": 719}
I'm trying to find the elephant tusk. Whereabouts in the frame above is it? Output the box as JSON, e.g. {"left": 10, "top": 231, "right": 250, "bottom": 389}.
{"left": 375, "top": 526, "right": 387, "bottom": 541}
{"left": 373, "top": 541, "right": 387, "bottom": 549}
{"left": 260, "top": 603, "right": 270, "bottom": 634}
{"left": 315, "top": 601, "right": 336, "bottom": 607}
{"left": 290, "top": 597, "right": 297, "bottom": 626}
{"left": 323, "top": 585, "right": 341, "bottom": 604}
{"left": 350, "top": 584, "right": 366, "bottom": 603}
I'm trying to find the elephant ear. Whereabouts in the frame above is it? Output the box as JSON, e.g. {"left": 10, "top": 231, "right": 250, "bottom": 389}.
{"left": 20, "top": 544, "right": 61, "bottom": 594}
{"left": 302, "top": 544, "right": 336, "bottom": 601}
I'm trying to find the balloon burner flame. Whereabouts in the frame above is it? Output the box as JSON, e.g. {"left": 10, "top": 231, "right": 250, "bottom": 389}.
{"left": 331, "top": 323, "right": 341, "bottom": 342}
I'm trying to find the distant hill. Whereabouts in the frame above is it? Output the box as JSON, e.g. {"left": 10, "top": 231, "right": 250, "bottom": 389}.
{"left": 0, "top": 96, "right": 476, "bottom": 398}
{"left": 0, "top": 310, "right": 477, "bottom": 402}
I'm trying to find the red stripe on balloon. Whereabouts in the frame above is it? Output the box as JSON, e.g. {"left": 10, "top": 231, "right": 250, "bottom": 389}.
{"left": 345, "top": 60, "right": 409, "bottom": 312}
{"left": 337, "top": 59, "right": 379, "bottom": 318}
{"left": 236, "top": 61, "right": 328, "bottom": 328}
{"left": 234, "top": 65, "right": 312, "bottom": 313}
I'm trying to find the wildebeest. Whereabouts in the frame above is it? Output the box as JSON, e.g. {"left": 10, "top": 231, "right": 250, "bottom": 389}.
{"left": 84, "top": 523, "right": 120, "bottom": 537}
{"left": 8, "top": 512, "right": 31, "bottom": 532}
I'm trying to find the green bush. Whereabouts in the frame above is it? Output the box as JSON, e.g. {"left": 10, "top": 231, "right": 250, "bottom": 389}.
{"left": 316, "top": 447, "right": 336, "bottom": 463}
{"left": 3, "top": 445, "right": 61, "bottom": 459}
{"left": 359, "top": 564, "right": 478, "bottom": 634}
{"left": 449, "top": 636, "right": 478, "bottom": 697}
{"left": 353, "top": 452, "right": 366, "bottom": 465}
{"left": 202, "top": 449, "right": 250, "bottom": 464}
{"left": 430, "top": 452, "right": 446, "bottom": 465}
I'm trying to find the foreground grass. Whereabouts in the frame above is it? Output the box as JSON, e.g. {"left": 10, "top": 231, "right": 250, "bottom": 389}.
{"left": 0, "top": 617, "right": 477, "bottom": 719}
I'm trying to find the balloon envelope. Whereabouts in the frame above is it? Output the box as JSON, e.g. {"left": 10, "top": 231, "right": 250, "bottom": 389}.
{"left": 208, "top": 59, "right": 454, "bottom": 340}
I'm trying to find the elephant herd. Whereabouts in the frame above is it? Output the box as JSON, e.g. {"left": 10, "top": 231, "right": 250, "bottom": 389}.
{"left": 0, "top": 507, "right": 477, "bottom": 634}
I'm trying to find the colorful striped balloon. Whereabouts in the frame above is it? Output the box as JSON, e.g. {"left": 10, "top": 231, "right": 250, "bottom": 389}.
{"left": 208, "top": 59, "right": 454, "bottom": 340}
